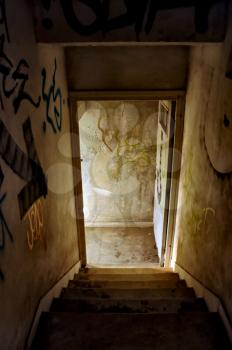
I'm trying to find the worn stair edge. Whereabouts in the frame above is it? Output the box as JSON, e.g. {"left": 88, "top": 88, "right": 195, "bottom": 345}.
{"left": 51, "top": 297, "right": 208, "bottom": 314}
{"left": 69, "top": 279, "right": 183, "bottom": 289}
{"left": 76, "top": 272, "right": 180, "bottom": 281}
{"left": 69, "top": 278, "right": 187, "bottom": 289}
{"left": 62, "top": 286, "right": 195, "bottom": 299}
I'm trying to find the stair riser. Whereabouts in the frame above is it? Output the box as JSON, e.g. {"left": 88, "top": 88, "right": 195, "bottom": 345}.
{"left": 70, "top": 280, "right": 184, "bottom": 289}
{"left": 62, "top": 287, "right": 195, "bottom": 299}
{"left": 69, "top": 279, "right": 186, "bottom": 289}
{"left": 77, "top": 273, "right": 180, "bottom": 281}
{"left": 51, "top": 299, "right": 207, "bottom": 314}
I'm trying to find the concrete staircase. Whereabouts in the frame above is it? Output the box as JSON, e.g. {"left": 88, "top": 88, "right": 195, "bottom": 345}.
{"left": 32, "top": 267, "right": 231, "bottom": 349}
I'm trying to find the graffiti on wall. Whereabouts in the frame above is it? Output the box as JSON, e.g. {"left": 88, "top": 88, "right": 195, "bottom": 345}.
{"left": 24, "top": 198, "right": 45, "bottom": 251}
{"left": 0, "top": 0, "right": 10, "bottom": 42}
{"left": 41, "top": 58, "right": 63, "bottom": 134}
{"left": 199, "top": 67, "right": 232, "bottom": 181}
{"left": 187, "top": 205, "right": 216, "bottom": 237}
{"left": 0, "top": 118, "right": 48, "bottom": 219}
{"left": 182, "top": 152, "right": 217, "bottom": 236}
{"left": 0, "top": 165, "right": 13, "bottom": 280}
{"left": 0, "top": 1, "right": 65, "bottom": 281}
{"left": 0, "top": 34, "right": 41, "bottom": 113}
{"left": 41, "top": 0, "right": 223, "bottom": 39}
{"left": 202, "top": 115, "right": 232, "bottom": 180}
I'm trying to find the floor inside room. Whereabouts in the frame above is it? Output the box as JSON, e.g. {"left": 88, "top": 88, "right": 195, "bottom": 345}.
{"left": 85, "top": 226, "right": 159, "bottom": 265}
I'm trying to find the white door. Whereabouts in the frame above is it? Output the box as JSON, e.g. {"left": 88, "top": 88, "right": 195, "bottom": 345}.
{"left": 154, "top": 100, "right": 175, "bottom": 266}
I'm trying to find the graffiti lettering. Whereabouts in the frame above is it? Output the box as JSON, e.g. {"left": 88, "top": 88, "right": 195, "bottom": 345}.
{"left": 196, "top": 207, "right": 216, "bottom": 233}
{"left": 56, "top": 0, "right": 221, "bottom": 39}
{"left": 0, "top": 0, "right": 10, "bottom": 42}
{"left": 0, "top": 118, "right": 48, "bottom": 219}
{"left": 0, "top": 268, "right": 4, "bottom": 280}
{"left": 41, "top": 58, "right": 63, "bottom": 133}
{"left": 24, "top": 199, "right": 45, "bottom": 251}
{"left": 0, "top": 166, "right": 13, "bottom": 250}
{"left": 0, "top": 165, "right": 13, "bottom": 281}
{"left": 0, "top": 35, "right": 41, "bottom": 113}
{"left": 0, "top": 193, "right": 14, "bottom": 249}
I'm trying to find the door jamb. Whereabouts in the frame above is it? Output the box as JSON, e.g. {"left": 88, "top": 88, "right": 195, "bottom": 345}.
{"left": 69, "top": 90, "right": 185, "bottom": 268}
{"left": 165, "top": 96, "right": 185, "bottom": 267}
{"left": 69, "top": 97, "right": 87, "bottom": 267}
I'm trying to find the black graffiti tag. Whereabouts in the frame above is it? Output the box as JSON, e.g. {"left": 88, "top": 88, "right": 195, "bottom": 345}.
{"left": 0, "top": 164, "right": 13, "bottom": 278}
{"left": 0, "top": 118, "right": 48, "bottom": 219}
{"left": 0, "top": 34, "right": 41, "bottom": 113}
{"left": 0, "top": 0, "right": 10, "bottom": 42}
{"left": 41, "top": 58, "right": 63, "bottom": 134}
{"left": 57, "top": 0, "right": 223, "bottom": 39}
{"left": 0, "top": 165, "right": 13, "bottom": 281}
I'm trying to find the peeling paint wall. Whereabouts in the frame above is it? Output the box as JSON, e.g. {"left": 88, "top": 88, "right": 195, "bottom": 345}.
{"left": 78, "top": 100, "right": 158, "bottom": 224}
{"left": 0, "top": 1, "right": 79, "bottom": 349}
{"left": 175, "top": 12, "right": 232, "bottom": 321}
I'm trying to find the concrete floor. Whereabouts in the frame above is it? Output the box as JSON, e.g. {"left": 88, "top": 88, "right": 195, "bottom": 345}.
{"left": 85, "top": 227, "right": 159, "bottom": 266}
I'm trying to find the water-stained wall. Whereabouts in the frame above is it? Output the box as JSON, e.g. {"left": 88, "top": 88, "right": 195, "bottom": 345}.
{"left": 175, "top": 12, "right": 232, "bottom": 321}
{"left": 0, "top": 1, "right": 79, "bottom": 349}
{"left": 78, "top": 100, "right": 158, "bottom": 224}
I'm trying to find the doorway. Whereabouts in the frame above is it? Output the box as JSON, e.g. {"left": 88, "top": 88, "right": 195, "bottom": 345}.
{"left": 69, "top": 92, "right": 184, "bottom": 268}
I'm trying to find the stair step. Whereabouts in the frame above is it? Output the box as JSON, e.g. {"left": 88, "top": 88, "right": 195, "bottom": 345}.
{"left": 70, "top": 278, "right": 186, "bottom": 289}
{"left": 77, "top": 272, "right": 180, "bottom": 281}
{"left": 83, "top": 267, "right": 173, "bottom": 275}
{"left": 51, "top": 297, "right": 207, "bottom": 314}
{"left": 32, "top": 312, "right": 230, "bottom": 350}
{"left": 62, "top": 287, "right": 195, "bottom": 299}
{"left": 70, "top": 279, "right": 182, "bottom": 289}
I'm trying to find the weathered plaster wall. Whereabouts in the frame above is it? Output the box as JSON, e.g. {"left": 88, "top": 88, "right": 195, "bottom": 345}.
{"left": 66, "top": 46, "right": 189, "bottom": 91}
{"left": 0, "top": 1, "right": 79, "bottom": 349}
{"left": 78, "top": 100, "right": 158, "bottom": 223}
{"left": 175, "top": 17, "right": 232, "bottom": 320}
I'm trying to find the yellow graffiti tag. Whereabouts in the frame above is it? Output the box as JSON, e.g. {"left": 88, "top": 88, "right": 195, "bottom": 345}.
{"left": 24, "top": 199, "right": 45, "bottom": 251}
{"left": 192, "top": 206, "right": 216, "bottom": 235}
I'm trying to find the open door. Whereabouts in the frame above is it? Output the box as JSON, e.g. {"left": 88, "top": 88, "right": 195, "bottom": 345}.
{"left": 154, "top": 100, "right": 175, "bottom": 266}
{"left": 69, "top": 92, "right": 184, "bottom": 269}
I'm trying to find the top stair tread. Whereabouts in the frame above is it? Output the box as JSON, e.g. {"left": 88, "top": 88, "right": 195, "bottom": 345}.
{"left": 83, "top": 267, "right": 173, "bottom": 275}
{"left": 77, "top": 272, "right": 180, "bottom": 281}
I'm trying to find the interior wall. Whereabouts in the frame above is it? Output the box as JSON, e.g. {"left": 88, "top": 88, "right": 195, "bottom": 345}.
{"left": 78, "top": 100, "right": 158, "bottom": 224}
{"left": 65, "top": 46, "right": 189, "bottom": 91}
{"left": 0, "top": 1, "right": 79, "bottom": 349}
{"left": 175, "top": 12, "right": 232, "bottom": 321}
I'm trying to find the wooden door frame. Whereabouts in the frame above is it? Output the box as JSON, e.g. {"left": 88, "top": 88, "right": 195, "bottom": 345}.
{"left": 69, "top": 90, "right": 185, "bottom": 267}
{"left": 158, "top": 99, "right": 176, "bottom": 267}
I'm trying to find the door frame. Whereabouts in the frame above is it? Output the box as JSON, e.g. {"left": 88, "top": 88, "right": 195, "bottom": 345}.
{"left": 69, "top": 90, "right": 185, "bottom": 267}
